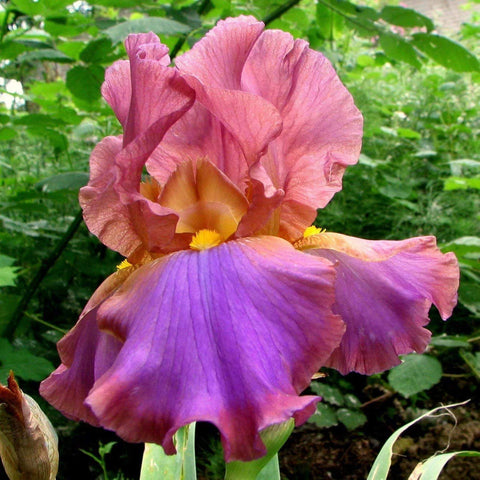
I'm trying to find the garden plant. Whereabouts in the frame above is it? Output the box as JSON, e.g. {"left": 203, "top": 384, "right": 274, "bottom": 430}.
{"left": 0, "top": 0, "right": 479, "bottom": 479}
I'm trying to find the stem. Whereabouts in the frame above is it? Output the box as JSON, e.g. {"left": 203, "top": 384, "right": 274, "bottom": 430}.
{"left": 5, "top": 209, "right": 84, "bottom": 340}
{"left": 263, "top": 0, "right": 301, "bottom": 26}
{"left": 23, "top": 312, "right": 68, "bottom": 335}
{"left": 170, "top": 0, "right": 211, "bottom": 59}
{"left": 360, "top": 391, "right": 395, "bottom": 408}
{"left": 171, "top": 0, "right": 302, "bottom": 59}
{"left": 316, "top": 0, "right": 378, "bottom": 34}
{"left": 0, "top": 7, "right": 10, "bottom": 42}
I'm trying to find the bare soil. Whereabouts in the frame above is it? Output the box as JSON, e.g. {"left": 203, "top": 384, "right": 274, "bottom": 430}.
{"left": 280, "top": 378, "right": 480, "bottom": 480}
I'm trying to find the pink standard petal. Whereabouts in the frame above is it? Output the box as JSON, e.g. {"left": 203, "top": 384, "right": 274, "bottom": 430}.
{"left": 147, "top": 103, "right": 252, "bottom": 189}
{"left": 175, "top": 16, "right": 264, "bottom": 90}
{"left": 102, "top": 33, "right": 170, "bottom": 130}
{"left": 102, "top": 32, "right": 195, "bottom": 161}
{"left": 80, "top": 237, "right": 343, "bottom": 461}
{"left": 175, "top": 17, "right": 280, "bottom": 167}
{"left": 306, "top": 233, "right": 459, "bottom": 375}
{"left": 79, "top": 137, "right": 179, "bottom": 258}
{"left": 79, "top": 136, "right": 145, "bottom": 258}
{"left": 242, "top": 29, "right": 363, "bottom": 235}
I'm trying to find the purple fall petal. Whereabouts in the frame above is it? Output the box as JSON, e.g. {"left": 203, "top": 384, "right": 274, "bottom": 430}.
{"left": 306, "top": 234, "right": 459, "bottom": 374}
{"left": 40, "top": 270, "right": 130, "bottom": 424}
{"left": 45, "top": 237, "right": 343, "bottom": 461}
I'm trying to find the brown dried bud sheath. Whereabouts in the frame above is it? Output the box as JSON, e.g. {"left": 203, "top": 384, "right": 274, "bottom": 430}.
{"left": 0, "top": 372, "right": 58, "bottom": 480}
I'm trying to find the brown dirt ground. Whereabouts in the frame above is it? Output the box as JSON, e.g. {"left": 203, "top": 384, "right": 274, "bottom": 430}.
{"left": 280, "top": 378, "right": 480, "bottom": 480}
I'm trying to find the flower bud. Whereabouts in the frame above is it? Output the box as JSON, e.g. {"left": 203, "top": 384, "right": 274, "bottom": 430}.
{"left": 0, "top": 372, "right": 58, "bottom": 480}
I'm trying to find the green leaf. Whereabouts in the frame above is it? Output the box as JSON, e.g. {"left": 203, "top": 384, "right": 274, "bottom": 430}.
{"left": 17, "top": 49, "right": 74, "bottom": 64}
{"left": 0, "top": 127, "right": 18, "bottom": 141}
{"left": 66, "top": 65, "right": 105, "bottom": 101}
{"left": 14, "top": 113, "right": 63, "bottom": 128}
{"left": 140, "top": 423, "right": 196, "bottom": 480}
{"left": 430, "top": 335, "right": 471, "bottom": 349}
{"left": 26, "top": 126, "right": 69, "bottom": 152}
{"left": 256, "top": 455, "right": 280, "bottom": 480}
{"left": 309, "top": 403, "right": 338, "bottom": 428}
{"left": 0, "top": 339, "right": 55, "bottom": 381}
{"left": 35, "top": 172, "right": 89, "bottom": 193}
{"left": 0, "top": 40, "right": 27, "bottom": 60}
{"left": 44, "top": 14, "right": 94, "bottom": 37}
{"left": 367, "top": 401, "right": 469, "bottom": 480}
{"left": 397, "top": 127, "right": 421, "bottom": 139}
{"left": 379, "top": 33, "right": 421, "bottom": 68}
{"left": 459, "top": 282, "right": 480, "bottom": 317}
{"left": 387, "top": 354, "right": 442, "bottom": 397}
{"left": 411, "top": 33, "right": 480, "bottom": 72}
{"left": 80, "top": 37, "right": 115, "bottom": 64}
{"left": 104, "top": 17, "right": 191, "bottom": 44}
{"left": 99, "top": 441, "right": 117, "bottom": 456}
{"left": 444, "top": 176, "right": 480, "bottom": 191}
{"left": 0, "top": 295, "right": 20, "bottom": 336}
{"left": 10, "top": 0, "right": 71, "bottom": 15}
{"left": 380, "top": 6, "right": 434, "bottom": 31}
{"left": 310, "top": 383, "right": 344, "bottom": 405}
{"left": 94, "top": 0, "right": 148, "bottom": 6}
{"left": 337, "top": 408, "right": 367, "bottom": 431}
{"left": 316, "top": 2, "right": 344, "bottom": 41}
{"left": 0, "top": 265, "right": 18, "bottom": 287}
{"left": 413, "top": 451, "right": 480, "bottom": 479}
{"left": 225, "top": 420, "right": 293, "bottom": 480}
{"left": 460, "top": 351, "right": 480, "bottom": 379}
{"left": 0, "top": 255, "right": 15, "bottom": 269}
{"left": 343, "top": 393, "right": 362, "bottom": 409}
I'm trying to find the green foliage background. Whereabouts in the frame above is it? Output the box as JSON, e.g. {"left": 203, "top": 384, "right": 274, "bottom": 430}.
{"left": 0, "top": 0, "right": 479, "bottom": 478}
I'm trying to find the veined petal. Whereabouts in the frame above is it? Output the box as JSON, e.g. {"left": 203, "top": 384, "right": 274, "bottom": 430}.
{"left": 102, "top": 33, "right": 195, "bottom": 157}
{"left": 181, "top": 76, "right": 283, "bottom": 166}
{"left": 303, "top": 232, "right": 459, "bottom": 375}
{"left": 102, "top": 33, "right": 170, "bottom": 129}
{"left": 40, "top": 270, "right": 131, "bottom": 424}
{"left": 242, "top": 29, "right": 362, "bottom": 234}
{"left": 176, "top": 17, "right": 283, "bottom": 170}
{"left": 56, "top": 237, "right": 342, "bottom": 461}
{"left": 79, "top": 136, "right": 145, "bottom": 258}
{"left": 40, "top": 309, "right": 121, "bottom": 427}
{"left": 175, "top": 16, "right": 264, "bottom": 90}
{"left": 79, "top": 137, "right": 179, "bottom": 258}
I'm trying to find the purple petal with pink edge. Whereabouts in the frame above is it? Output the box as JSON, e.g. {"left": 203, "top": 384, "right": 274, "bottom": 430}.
{"left": 307, "top": 235, "right": 459, "bottom": 375}
{"left": 40, "top": 270, "right": 130, "bottom": 424}
{"left": 76, "top": 237, "right": 343, "bottom": 461}
{"left": 241, "top": 29, "right": 363, "bottom": 221}
{"left": 40, "top": 308, "right": 122, "bottom": 426}
{"left": 175, "top": 16, "right": 264, "bottom": 90}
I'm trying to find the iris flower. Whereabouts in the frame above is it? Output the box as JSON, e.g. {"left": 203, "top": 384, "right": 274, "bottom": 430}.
{"left": 40, "top": 16, "right": 459, "bottom": 462}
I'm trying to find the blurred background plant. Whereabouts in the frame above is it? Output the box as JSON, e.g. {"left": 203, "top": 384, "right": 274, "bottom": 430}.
{"left": 0, "top": 0, "right": 479, "bottom": 478}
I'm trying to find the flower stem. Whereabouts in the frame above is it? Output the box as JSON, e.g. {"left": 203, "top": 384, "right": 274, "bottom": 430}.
{"left": 5, "top": 209, "right": 83, "bottom": 340}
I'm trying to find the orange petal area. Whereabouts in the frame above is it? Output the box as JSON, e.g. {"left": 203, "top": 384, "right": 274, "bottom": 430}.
{"left": 294, "top": 231, "right": 430, "bottom": 262}
{"left": 158, "top": 159, "right": 249, "bottom": 240}
{"left": 139, "top": 177, "right": 162, "bottom": 202}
